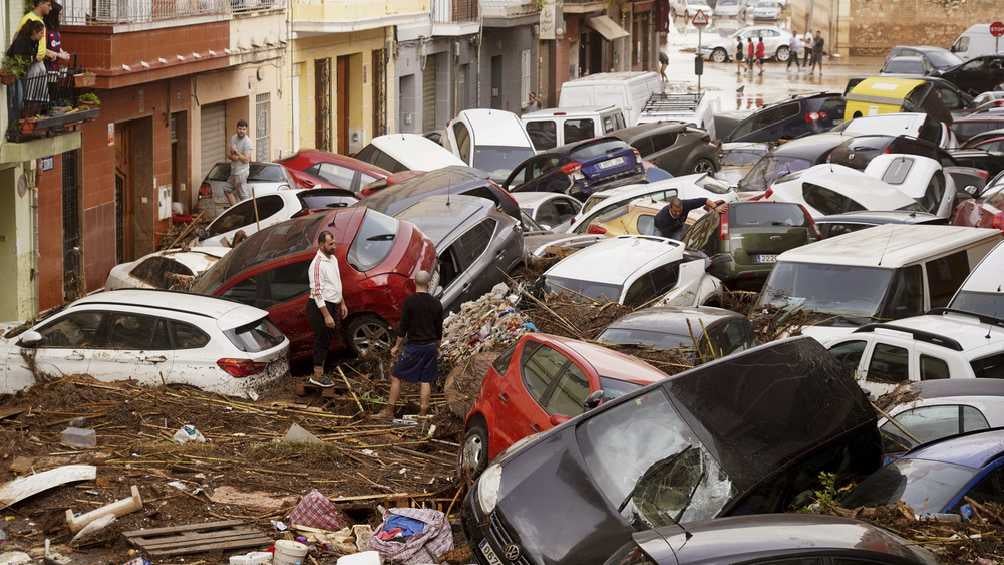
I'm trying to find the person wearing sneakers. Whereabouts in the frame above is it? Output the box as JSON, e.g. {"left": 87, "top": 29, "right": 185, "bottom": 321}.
{"left": 378, "top": 271, "right": 443, "bottom": 419}
{"left": 306, "top": 230, "right": 348, "bottom": 388}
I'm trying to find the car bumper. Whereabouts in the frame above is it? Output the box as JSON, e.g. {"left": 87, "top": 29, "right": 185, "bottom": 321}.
{"left": 461, "top": 490, "right": 534, "bottom": 565}
{"left": 571, "top": 171, "right": 646, "bottom": 200}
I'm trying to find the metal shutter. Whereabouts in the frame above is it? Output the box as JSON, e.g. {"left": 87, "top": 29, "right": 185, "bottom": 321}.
{"left": 422, "top": 56, "right": 437, "bottom": 133}
{"left": 201, "top": 103, "right": 227, "bottom": 180}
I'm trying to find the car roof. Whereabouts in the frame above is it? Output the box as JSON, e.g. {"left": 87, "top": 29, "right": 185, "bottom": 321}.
{"left": 393, "top": 195, "right": 494, "bottom": 246}
{"left": 361, "top": 166, "right": 491, "bottom": 213}
{"left": 511, "top": 192, "right": 571, "bottom": 208}
{"left": 894, "top": 45, "right": 952, "bottom": 53}
{"left": 905, "top": 378, "right": 1004, "bottom": 401}
{"left": 456, "top": 109, "right": 530, "bottom": 148}
{"left": 534, "top": 334, "right": 669, "bottom": 385}
{"left": 522, "top": 105, "right": 620, "bottom": 118}
{"left": 886, "top": 55, "right": 926, "bottom": 62}
{"left": 540, "top": 136, "right": 626, "bottom": 156}
{"left": 369, "top": 134, "right": 466, "bottom": 170}
{"left": 904, "top": 428, "right": 1004, "bottom": 469}
{"left": 814, "top": 210, "right": 942, "bottom": 224}
{"left": 605, "top": 306, "right": 743, "bottom": 335}
{"left": 788, "top": 164, "right": 921, "bottom": 207}
{"left": 545, "top": 236, "right": 682, "bottom": 284}
{"left": 610, "top": 122, "right": 688, "bottom": 141}
{"left": 879, "top": 311, "right": 1004, "bottom": 352}
{"left": 777, "top": 224, "right": 1001, "bottom": 268}
{"left": 772, "top": 133, "right": 849, "bottom": 159}
{"left": 958, "top": 240, "right": 1004, "bottom": 293}
{"left": 71, "top": 289, "right": 267, "bottom": 329}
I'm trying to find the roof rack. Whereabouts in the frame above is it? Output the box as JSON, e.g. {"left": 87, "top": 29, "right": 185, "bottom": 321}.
{"left": 853, "top": 323, "right": 964, "bottom": 351}
{"left": 929, "top": 307, "right": 1004, "bottom": 329}
{"left": 642, "top": 92, "right": 704, "bottom": 114}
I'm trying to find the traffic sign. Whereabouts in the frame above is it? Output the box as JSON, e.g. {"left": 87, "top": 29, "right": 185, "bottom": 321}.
{"left": 991, "top": 21, "right": 1004, "bottom": 38}
{"left": 691, "top": 10, "right": 709, "bottom": 28}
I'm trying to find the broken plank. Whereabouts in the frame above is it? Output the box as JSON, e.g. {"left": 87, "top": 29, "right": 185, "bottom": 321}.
{"left": 121, "top": 520, "right": 244, "bottom": 538}
{"left": 0, "top": 406, "right": 25, "bottom": 420}
{"left": 145, "top": 537, "right": 274, "bottom": 557}
{"left": 0, "top": 465, "right": 96, "bottom": 509}
{"left": 128, "top": 525, "right": 261, "bottom": 545}
{"left": 136, "top": 531, "right": 266, "bottom": 550}
{"left": 329, "top": 493, "right": 416, "bottom": 503}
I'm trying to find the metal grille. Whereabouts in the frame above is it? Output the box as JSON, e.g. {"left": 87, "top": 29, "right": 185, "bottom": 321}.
{"left": 255, "top": 92, "right": 270, "bottom": 162}
{"left": 62, "top": 150, "right": 82, "bottom": 302}
{"left": 62, "top": 0, "right": 233, "bottom": 25}
{"left": 486, "top": 513, "right": 530, "bottom": 565}
{"left": 431, "top": 0, "right": 478, "bottom": 23}
{"left": 231, "top": 0, "right": 287, "bottom": 15}
{"left": 6, "top": 66, "right": 84, "bottom": 142}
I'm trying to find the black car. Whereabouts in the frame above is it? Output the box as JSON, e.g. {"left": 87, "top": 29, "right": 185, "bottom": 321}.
{"left": 360, "top": 165, "right": 521, "bottom": 220}
{"left": 814, "top": 210, "right": 945, "bottom": 238}
{"left": 886, "top": 45, "right": 963, "bottom": 71}
{"left": 937, "top": 55, "right": 1004, "bottom": 95}
{"left": 736, "top": 132, "right": 848, "bottom": 195}
{"left": 609, "top": 123, "right": 719, "bottom": 176}
{"left": 462, "top": 337, "right": 882, "bottom": 565}
{"left": 504, "top": 137, "right": 645, "bottom": 201}
{"left": 597, "top": 305, "right": 755, "bottom": 361}
{"left": 827, "top": 134, "right": 954, "bottom": 170}
{"left": 604, "top": 514, "right": 939, "bottom": 565}
{"left": 950, "top": 147, "right": 1004, "bottom": 179}
{"left": 881, "top": 55, "right": 935, "bottom": 76}
{"left": 720, "top": 92, "right": 846, "bottom": 144}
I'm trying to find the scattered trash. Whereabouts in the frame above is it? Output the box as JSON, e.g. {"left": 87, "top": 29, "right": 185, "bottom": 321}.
{"left": 70, "top": 513, "right": 116, "bottom": 545}
{"left": 352, "top": 524, "right": 374, "bottom": 552}
{"left": 336, "top": 551, "right": 382, "bottom": 565}
{"left": 0, "top": 465, "right": 96, "bottom": 510}
{"left": 229, "top": 551, "right": 272, "bottom": 565}
{"left": 271, "top": 520, "right": 288, "bottom": 532}
{"left": 66, "top": 485, "right": 143, "bottom": 533}
{"left": 293, "top": 524, "right": 356, "bottom": 554}
{"left": 60, "top": 426, "right": 96, "bottom": 449}
{"left": 208, "top": 486, "right": 297, "bottom": 511}
{"left": 172, "top": 424, "right": 206, "bottom": 444}
{"left": 287, "top": 490, "right": 349, "bottom": 532}
{"left": 440, "top": 283, "right": 530, "bottom": 368}
{"left": 283, "top": 422, "right": 323, "bottom": 444}
{"left": 0, "top": 551, "right": 31, "bottom": 565}
{"left": 368, "top": 508, "right": 452, "bottom": 565}
{"left": 122, "top": 520, "right": 270, "bottom": 557}
{"left": 273, "top": 539, "right": 308, "bottom": 565}
{"left": 120, "top": 557, "right": 151, "bottom": 565}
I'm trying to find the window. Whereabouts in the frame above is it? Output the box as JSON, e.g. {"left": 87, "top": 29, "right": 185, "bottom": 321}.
{"left": 130, "top": 257, "right": 195, "bottom": 289}
{"left": 521, "top": 342, "right": 569, "bottom": 404}
{"left": 972, "top": 353, "right": 1004, "bottom": 379}
{"left": 827, "top": 340, "right": 867, "bottom": 378}
{"left": 631, "top": 137, "right": 655, "bottom": 156}
{"left": 623, "top": 262, "right": 680, "bottom": 308}
{"left": 920, "top": 354, "right": 950, "bottom": 380}
{"left": 255, "top": 93, "right": 270, "bottom": 161}
{"left": 881, "top": 156, "right": 915, "bottom": 185}
{"left": 526, "top": 122, "right": 557, "bottom": 151}
{"left": 867, "top": 343, "right": 909, "bottom": 383}
{"left": 492, "top": 343, "right": 517, "bottom": 373}
{"left": 951, "top": 36, "right": 969, "bottom": 53}
{"left": 315, "top": 163, "right": 357, "bottom": 190}
{"left": 104, "top": 313, "right": 172, "bottom": 350}
{"left": 453, "top": 219, "right": 496, "bottom": 270}
{"left": 938, "top": 85, "right": 963, "bottom": 110}
{"left": 919, "top": 171, "right": 947, "bottom": 214}
{"left": 564, "top": 119, "right": 596, "bottom": 145}
{"left": 963, "top": 405, "right": 990, "bottom": 432}
{"left": 207, "top": 195, "right": 285, "bottom": 236}
{"left": 269, "top": 261, "right": 311, "bottom": 303}
{"left": 452, "top": 122, "right": 472, "bottom": 162}
{"left": 545, "top": 364, "right": 590, "bottom": 417}
{"left": 637, "top": 214, "right": 656, "bottom": 235}
{"left": 37, "top": 311, "right": 103, "bottom": 348}
{"left": 731, "top": 203, "right": 806, "bottom": 227}
{"left": 225, "top": 317, "right": 285, "bottom": 352}
{"left": 652, "top": 132, "right": 679, "bottom": 151}
{"left": 884, "top": 405, "right": 962, "bottom": 446}
{"left": 520, "top": 48, "right": 532, "bottom": 108}
{"left": 926, "top": 251, "right": 969, "bottom": 308}
{"left": 802, "top": 183, "right": 866, "bottom": 215}
{"left": 347, "top": 210, "right": 399, "bottom": 271}
{"left": 602, "top": 115, "right": 616, "bottom": 134}
{"left": 965, "top": 467, "right": 1004, "bottom": 506}
{"left": 171, "top": 321, "right": 210, "bottom": 349}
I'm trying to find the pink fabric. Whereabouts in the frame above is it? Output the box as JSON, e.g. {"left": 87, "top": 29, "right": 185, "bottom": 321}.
{"left": 287, "top": 490, "right": 349, "bottom": 531}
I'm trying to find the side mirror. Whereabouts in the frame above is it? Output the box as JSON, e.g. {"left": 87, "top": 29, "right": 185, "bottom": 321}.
{"left": 584, "top": 389, "right": 605, "bottom": 410}
{"left": 18, "top": 330, "right": 42, "bottom": 348}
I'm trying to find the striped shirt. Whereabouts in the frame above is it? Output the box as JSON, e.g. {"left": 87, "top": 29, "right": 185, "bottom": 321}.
{"left": 308, "top": 250, "right": 343, "bottom": 308}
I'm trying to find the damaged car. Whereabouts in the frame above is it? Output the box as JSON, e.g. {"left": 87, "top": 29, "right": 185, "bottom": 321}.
{"left": 462, "top": 337, "right": 883, "bottom": 565}
{"left": 597, "top": 305, "right": 755, "bottom": 360}
{"left": 105, "top": 247, "right": 228, "bottom": 290}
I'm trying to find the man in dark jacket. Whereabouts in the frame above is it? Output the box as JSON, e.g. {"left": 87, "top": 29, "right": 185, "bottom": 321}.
{"left": 654, "top": 196, "right": 714, "bottom": 240}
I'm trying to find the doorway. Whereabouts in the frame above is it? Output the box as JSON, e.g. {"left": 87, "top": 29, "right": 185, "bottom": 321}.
{"left": 62, "top": 150, "right": 81, "bottom": 302}
{"left": 336, "top": 55, "right": 350, "bottom": 154}
{"left": 114, "top": 123, "right": 130, "bottom": 263}
{"left": 314, "top": 58, "right": 332, "bottom": 152}
{"left": 114, "top": 117, "right": 154, "bottom": 262}
{"left": 490, "top": 55, "right": 502, "bottom": 108}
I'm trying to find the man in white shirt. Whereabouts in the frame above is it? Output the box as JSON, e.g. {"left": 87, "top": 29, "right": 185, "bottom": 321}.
{"left": 787, "top": 33, "right": 802, "bottom": 71}
{"left": 306, "top": 230, "right": 348, "bottom": 387}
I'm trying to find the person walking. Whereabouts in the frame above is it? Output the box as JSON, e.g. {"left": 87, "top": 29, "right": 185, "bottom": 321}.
{"left": 379, "top": 271, "right": 443, "bottom": 419}
{"left": 802, "top": 31, "right": 814, "bottom": 69}
{"left": 306, "top": 230, "right": 348, "bottom": 388}
{"left": 786, "top": 32, "right": 801, "bottom": 72}
{"left": 809, "top": 30, "right": 825, "bottom": 75}
{"left": 755, "top": 36, "right": 766, "bottom": 75}
{"left": 225, "top": 119, "right": 253, "bottom": 206}
{"left": 658, "top": 37, "right": 670, "bottom": 83}
{"left": 735, "top": 36, "right": 744, "bottom": 74}
{"left": 745, "top": 37, "right": 755, "bottom": 73}
{"left": 654, "top": 196, "right": 716, "bottom": 240}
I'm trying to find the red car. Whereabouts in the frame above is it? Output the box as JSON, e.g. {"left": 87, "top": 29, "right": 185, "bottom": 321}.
{"left": 189, "top": 207, "right": 437, "bottom": 360}
{"left": 460, "top": 333, "right": 669, "bottom": 476}
{"left": 359, "top": 170, "right": 426, "bottom": 198}
{"left": 278, "top": 149, "right": 391, "bottom": 194}
{"left": 953, "top": 192, "right": 1004, "bottom": 234}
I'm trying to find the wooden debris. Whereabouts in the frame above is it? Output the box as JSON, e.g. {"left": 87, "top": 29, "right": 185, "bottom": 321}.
{"left": 122, "top": 520, "right": 271, "bottom": 557}
{"left": 0, "top": 465, "right": 96, "bottom": 509}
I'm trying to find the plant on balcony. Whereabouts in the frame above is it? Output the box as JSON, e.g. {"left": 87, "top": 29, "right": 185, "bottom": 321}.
{"left": 77, "top": 92, "right": 101, "bottom": 108}
{"left": 1, "top": 54, "right": 32, "bottom": 83}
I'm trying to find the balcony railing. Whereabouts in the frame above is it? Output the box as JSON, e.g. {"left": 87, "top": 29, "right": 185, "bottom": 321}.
{"left": 61, "top": 0, "right": 285, "bottom": 25}
{"left": 432, "top": 0, "right": 478, "bottom": 23}
{"left": 4, "top": 65, "right": 99, "bottom": 143}
{"left": 479, "top": 0, "right": 537, "bottom": 19}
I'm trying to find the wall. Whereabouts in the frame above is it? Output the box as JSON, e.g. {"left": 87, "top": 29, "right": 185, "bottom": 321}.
{"left": 846, "top": 0, "right": 999, "bottom": 56}
{"left": 396, "top": 37, "right": 478, "bottom": 132}
{"left": 36, "top": 157, "right": 63, "bottom": 311}
{"left": 0, "top": 165, "right": 36, "bottom": 320}
{"left": 479, "top": 26, "right": 537, "bottom": 112}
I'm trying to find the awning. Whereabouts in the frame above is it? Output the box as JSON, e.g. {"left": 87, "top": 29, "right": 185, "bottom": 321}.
{"left": 587, "top": 15, "right": 629, "bottom": 41}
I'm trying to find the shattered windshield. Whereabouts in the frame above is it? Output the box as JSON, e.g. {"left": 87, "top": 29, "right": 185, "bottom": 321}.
{"left": 577, "top": 388, "right": 733, "bottom": 528}
{"left": 737, "top": 156, "right": 812, "bottom": 193}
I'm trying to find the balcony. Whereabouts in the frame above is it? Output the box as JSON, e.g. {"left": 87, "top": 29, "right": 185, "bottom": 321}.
{"left": 480, "top": 0, "right": 537, "bottom": 27}
{"left": 3, "top": 66, "right": 99, "bottom": 145}
{"left": 431, "top": 0, "right": 479, "bottom": 35}
{"left": 62, "top": 0, "right": 231, "bottom": 28}
{"left": 563, "top": 0, "right": 606, "bottom": 14}
{"left": 292, "top": 0, "right": 430, "bottom": 34}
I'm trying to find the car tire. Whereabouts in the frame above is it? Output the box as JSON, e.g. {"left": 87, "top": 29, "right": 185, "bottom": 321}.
{"left": 712, "top": 48, "right": 728, "bottom": 63}
{"left": 460, "top": 418, "right": 490, "bottom": 480}
{"left": 775, "top": 45, "right": 790, "bottom": 62}
{"left": 691, "top": 158, "right": 718, "bottom": 174}
{"left": 345, "top": 314, "right": 392, "bottom": 358}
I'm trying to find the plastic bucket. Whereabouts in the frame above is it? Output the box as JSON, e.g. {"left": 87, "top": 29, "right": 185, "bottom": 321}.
{"left": 273, "top": 540, "right": 309, "bottom": 565}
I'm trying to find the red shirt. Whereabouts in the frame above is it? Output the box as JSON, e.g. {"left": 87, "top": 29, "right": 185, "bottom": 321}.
{"left": 755, "top": 41, "right": 766, "bottom": 58}
{"left": 747, "top": 42, "right": 755, "bottom": 58}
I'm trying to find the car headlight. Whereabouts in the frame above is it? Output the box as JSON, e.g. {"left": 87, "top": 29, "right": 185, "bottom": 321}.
{"left": 476, "top": 464, "right": 503, "bottom": 514}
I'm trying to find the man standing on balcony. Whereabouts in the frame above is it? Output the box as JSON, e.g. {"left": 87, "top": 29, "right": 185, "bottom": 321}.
{"left": 18, "top": 0, "right": 57, "bottom": 64}
{"left": 225, "top": 119, "right": 253, "bottom": 205}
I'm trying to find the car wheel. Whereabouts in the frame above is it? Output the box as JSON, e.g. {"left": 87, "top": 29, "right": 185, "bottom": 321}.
{"left": 691, "top": 158, "right": 718, "bottom": 174}
{"left": 345, "top": 314, "right": 392, "bottom": 358}
{"left": 711, "top": 48, "right": 728, "bottom": 63}
{"left": 775, "top": 45, "right": 790, "bottom": 62}
{"left": 460, "top": 418, "right": 489, "bottom": 480}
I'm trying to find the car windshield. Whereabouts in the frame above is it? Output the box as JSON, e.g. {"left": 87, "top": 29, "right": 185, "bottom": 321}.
{"left": 598, "top": 328, "right": 693, "bottom": 350}
{"left": 247, "top": 164, "right": 287, "bottom": 183}
{"left": 841, "top": 458, "right": 975, "bottom": 514}
{"left": 473, "top": 146, "right": 536, "bottom": 180}
{"left": 756, "top": 262, "right": 899, "bottom": 322}
{"left": 721, "top": 149, "right": 767, "bottom": 167}
{"left": 732, "top": 203, "right": 807, "bottom": 227}
{"left": 738, "top": 156, "right": 813, "bottom": 193}
{"left": 577, "top": 388, "right": 732, "bottom": 528}
{"left": 951, "top": 291, "right": 1004, "bottom": 320}
{"left": 923, "top": 50, "right": 963, "bottom": 69}
{"left": 347, "top": 210, "right": 399, "bottom": 271}
{"left": 545, "top": 275, "right": 622, "bottom": 302}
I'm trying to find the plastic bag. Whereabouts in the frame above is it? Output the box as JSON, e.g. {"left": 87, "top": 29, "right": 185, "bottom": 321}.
{"left": 172, "top": 424, "right": 206, "bottom": 444}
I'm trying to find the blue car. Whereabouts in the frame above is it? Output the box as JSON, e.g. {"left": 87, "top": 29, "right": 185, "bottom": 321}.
{"left": 842, "top": 429, "right": 1004, "bottom": 516}
{"left": 504, "top": 137, "right": 646, "bottom": 201}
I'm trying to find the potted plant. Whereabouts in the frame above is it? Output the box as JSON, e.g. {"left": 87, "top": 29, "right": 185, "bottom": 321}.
{"left": 1, "top": 55, "right": 31, "bottom": 85}
{"left": 77, "top": 92, "right": 100, "bottom": 109}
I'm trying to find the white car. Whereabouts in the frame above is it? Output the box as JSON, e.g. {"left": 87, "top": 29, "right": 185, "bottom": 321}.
{"left": 105, "top": 247, "right": 228, "bottom": 290}
{"left": 0, "top": 290, "right": 290, "bottom": 397}
{"left": 751, "top": 0, "right": 781, "bottom": 20}
{"left": 198, "top": 188, "right": 357, "bottom": 248}
{"left": 949, "top": 240, "right": 1004, "bottom": 319}
{"left": 542, "top": 235, "right": 722, "bottom": 307}
{"left": 713, "top": 0, "right": 745, "bottom": 18}
{"left": 863, "top": 154, "right": 958, "bottom": 219}
{"left": 512, "top": 192, "right": 583, "bottom": 232}
{"left": 677, "top": 0, "right": 713, "bottom": 23}
{"left": 355, "top": 134, "right": 466, "bottom": 173}
{"left": 877, "top": 379, "right": 1004, "bottom": 452}
{"left": 822, "top": 311, "right": 1004, "bottom": 397}
{"left": 445, "top": 109, "right": 537, "bottom": 182}
{"left": 832, "top": 112, "right": 959, "bottom": 149}
{"left": 700, "top": 25, "right": 792, "bottom": 63}
{"left": 195, "top": 162, "right": 298, "bottom": 220}
{"left": 765, "top": 164, "right": 928, "bottom": 218}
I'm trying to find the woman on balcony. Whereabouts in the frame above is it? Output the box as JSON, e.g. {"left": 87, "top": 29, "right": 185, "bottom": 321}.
{"left": 5, "top": 20, "right": 45, "bottom": 140}
{"left": 44, "top": 2, "right": 71, "bottom": 72}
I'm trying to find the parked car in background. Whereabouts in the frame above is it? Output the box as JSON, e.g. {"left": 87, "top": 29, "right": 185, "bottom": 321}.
{"left": 521, "top": 105, "right": 628, "bottom": 151}
{"left": 511, "top": 192, "right": 582, "bottom": 231}
{"left": 195, "top": 162, "right": 296, "bottom": 219}
{"left": 881, "top": 56, "right": 935, "bottom": 76}
{"left": 198, "top": 189, "right": 357, "bottom": 248}
{"left": 105, "top": 247, "right": 228, "bottom": 290}
{"left": 604, "top": 515, "right": 939, "bottom": 565}
{"left": 610, "top": 122, "right": 719, "bottom": 175}
{"left": 952, "top": 110, "right": 1004, "bottom": 142}
{"left": 505, "top": 137, "right": 645, "bottom": 200}
{"left": 393, "top": 195, "right": 523, "bottom": 313}
{"left": 277, "top": 149, "right": 390, "bottom": 193}
{"left": 358, "top": 170, "right": 425, "bottom": 198}
{"left": 720, "top": 92, "right": 845, "bottom": 143}
{"left": 716, "top": 142, "right": 769, "bottom": 185}
{"left": 713, "top": 0, "right": 745, "bottom": 18}
{"left": 700, "top": 25, "right": 792, "bottom": 63}
{"left": 951, "top": 23, "right": 1004, "bottom": 61}
{"left": 751, "top": 0, "right": 781, "bottom": 21}
{"left": 937, "top": 55, "right": 1004, "bottom": 95}
{"left": 360, "top": 166, "right": 520, "bottom": 220}
{"left": 460, "top": 333, "right": 670, "bottom": 476}
{"left": 558, "top": 71, "right": 662, "bottom": 126}
{"left": 462, "top": 337, "right": 882, "bottom": 565}
{"left": 190, "top": 207, "right": 437, "bottom": 359}
{"left": 950, "top": 240, "right": 1004, "bottom": 318}
{"left": 886, "top": 45, "right": 963, "bottom": 71}
{"left": 543, "top": 235, "right": 723, "bottom": 307}
{"left": 844, "top": 78, "right": 959, "bottom": 125}
{"left": 354, "top": 134, "right": 466, "bottom": 173}
{"left": 815, "top": 210, "right": 944, "bottom": 238}
{"left": 974, "top": 91, "right": 1004, "bottom": 105}
{"left": 0, "top": 290, "right": 288, "bottom": 397}
{"left": 764, "top": 164, "right": 927, "bottom": 218}
{"left": 597, "top": 305, "right": 755, "bottom": 359}
{"left": 444, "top": 109, "right": 536, "bottom": 182}
{"left": 960, "top": 127, "right": 1004, "bottom": 150}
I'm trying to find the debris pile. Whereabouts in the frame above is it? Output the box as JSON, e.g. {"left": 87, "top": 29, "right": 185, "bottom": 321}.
{"left": 439, "top": 284, "right": 531, "bottom": 369}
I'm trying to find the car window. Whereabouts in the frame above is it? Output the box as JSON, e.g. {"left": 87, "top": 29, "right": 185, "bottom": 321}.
{"left": 751, "top": 558, "right": 825, "bottom": 565}
{"left": 521, "top": 342, "right": 570, "bottom": 404}
{"left": 630, "top": 137, "right": 655, "bottom": 156}
{"left": 881, "top": 157, "right": 915, "bottom": 185}
{"left": 926, "top": 250, "right": 969, "bottom": 309}
{"left": 207, "top": 163, "right": 231, "bottom": 181}
{"left": 965, "top": 467, "right": 1004, "bottom": 507}
{"left": 316, "top": 163, "right": 357, "bottom": 189}
{"left": 731, "top": 203, "right": 806, "bottom": 227}
{"left": 802, "top": 183, "right": 866, "bottom": 215}
{"left": 920, "top": 354, "right": 950, "bottom": 380}
{"left": 247, "top": 164, "right": 287, "bottom": 183}
{"left": 130, "top": 257, "right": 196, "bottom": 288}
{"left": 298, "top": 191, "right": 357, "bottom": 211}
{"left": 818, "top": 222, "right": 869, "bottom": 238}
{"left": 36, "top": 311, "right": 104, "bottom": 348}
{"left": 225, "top": 317, "right": 285, "bottom": 352}
{"left": 602, "top": 115, "right": 616, "bottom": 134}
{"left": 867, "top": 343, "right": 910, "bottom": 384}
{"left": 637, "top": 214, "right": 657, "bottom": 235}
{"left": 882, "top": 265, "right": 926, "bottom": 319}
{"left": 972, "top": 353, "right": 1004, "bottom": 379}
{"left": 938, "top": 85, "right": 963, "bottom": 110}
{"left": 526, "top": 121, "right": 557, "bottom": 151}
{"left": 171, "top": 321, "right": 210, "bottom": 349}
{"left": 827, "top": 340, "right": 867, "bottom": 378}
{"left": 207, "top": 200, "right": 259, "bottom": 236}
{"left": 652, "top": 132, "right": 679, "bottom": 151}
{"left": 614, "top": 112, "right": 626, "bottom": 130}
{"left": 454, "top": 218, "right": 496, "bottom": 270}
{"left": 885, "top": 405, "right": 962, "bottom": 446}
{"left": 564, "top": 119, "right": 596, "bottom": 145}
{"left": 545, "top": 364, "right": 590, "bottom": 417}
{"left": 347, "top": 210, "right": 399, "bottom": 271}
{"left": 963, "top": 405, "right": 990, "bottom": 432}
{"left": 919, "top": 171, "right": 947, "bottom": 214}
{"left": 452, "top": 122, "right": 472, "bottom": 162}
{"left": 536, "top": 201, "right": 564, "bottom": 227}
{"left": 104, "top": 312, "right": 172, "bottom": 350}
{"left": 492, "top": 343, "right": 517, "bottom": 373}
{"left": 623, "top": 262, "right": 680, "bottom": 308}
{"left": 707, "top": 319, "right": 755, "bottom": 357}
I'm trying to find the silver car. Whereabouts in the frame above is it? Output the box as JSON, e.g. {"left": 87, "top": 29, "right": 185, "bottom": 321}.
{"left": 713, "top": 0, "right": 746, "bottom": 18}
{"left": 699, "top": 24, "right": 792, "bottom": 63}
{"left": 195, "top": 162, "right": 296, "bottom": 220}
{"left": 751, "top": 0, "right": 781, "bottom": 20}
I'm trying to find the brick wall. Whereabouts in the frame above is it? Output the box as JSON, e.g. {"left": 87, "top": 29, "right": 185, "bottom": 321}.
{"left": 849, "top": 0, "right": 999, "bottom": 56}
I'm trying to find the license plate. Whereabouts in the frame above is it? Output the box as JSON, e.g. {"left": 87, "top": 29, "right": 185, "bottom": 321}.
{"left": 755, "top": 254, "right": 777, "bottom": 264}
{"left": 479, "top": 540, "right": 503, "bottom": 565}
{"left": 597, "top": 157, "right": 625, "bottom": 170}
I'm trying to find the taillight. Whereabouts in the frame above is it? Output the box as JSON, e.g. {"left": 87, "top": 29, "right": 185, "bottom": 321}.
{"left": 993, "top": 212, "right": 1004, "bottom": 233}
{"left": 561, "top": 162, "right": 582, "bottom": 175}
{"left": 803, "top": 111, "right": 827, "bottom": 124}
{"left": 217, "top": 358, "right": 267, "bottom": 378}
{"left": 799, "top": 204, "right": 820, "bottom": 238}
{"left": 199, "top": 182, "right": 212, "bottom": 198}
{"left": 762, "top": 187, "right": 774, "bottom": 200}
{"left": 587, "top": 224, "right": 607, "bottom": 235}
{"left": 719, "top": 207, "right": 729, "bottom": 240}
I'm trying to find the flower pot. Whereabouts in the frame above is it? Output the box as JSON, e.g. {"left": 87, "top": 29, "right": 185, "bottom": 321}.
{"left": 0, "top": 73, "right": 15, "bottom": 86}
{"left": 73, "top": 72, "right": 95, "bottom": 87}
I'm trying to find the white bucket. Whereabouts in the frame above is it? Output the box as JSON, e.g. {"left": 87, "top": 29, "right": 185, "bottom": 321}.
{"left": 336, "top": 551, "right": 382, "bottom": 565}
{"left": 273, "top": 540, "right": 309, "bottom": 565}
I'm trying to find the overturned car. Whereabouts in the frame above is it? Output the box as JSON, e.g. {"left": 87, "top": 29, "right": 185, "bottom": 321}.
{"left": 462, "top": 337, "right": 882, "bottom": 565}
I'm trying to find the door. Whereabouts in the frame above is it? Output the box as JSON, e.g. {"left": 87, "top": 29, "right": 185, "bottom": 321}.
{"left": 114, "top": 123, "right": 132, "bottom": 262}
{"left": 496, "top": 340, "right": 570, "bottom": 448}
{"left": 11, "top": 310, "right": 104, "bottom": 393}
{"left": 336, "top": 56, "right": 350, "bottom": 154}
{"left": 315, "top": 58, "right": 332, "bottom": 152}
{"left": 61, "top": 149, "right": 81, "bottom": 302}
{"left": 490, "top": 55, "right": 502, "bottom": 109}
{"left": 87, "top": 311, "right": 174, "bottom": 384}
{"left": 200, "top": 103, "right": 227, "bottom": 180}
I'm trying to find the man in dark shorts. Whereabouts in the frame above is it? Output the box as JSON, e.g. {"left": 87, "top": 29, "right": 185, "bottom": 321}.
{"left": 379, "top": 271, "right": 443, "bottom": 419}
{"left": 654, "top": 196, "right": 715, "bottom": 241}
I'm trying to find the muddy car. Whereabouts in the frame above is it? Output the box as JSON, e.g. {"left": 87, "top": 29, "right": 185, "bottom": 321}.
{"left": 462, "top": 337, "right": 882, "bottom": 565}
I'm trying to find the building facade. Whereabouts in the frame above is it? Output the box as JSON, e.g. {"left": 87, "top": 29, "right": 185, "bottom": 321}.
{"left": 479, "top": 0, "right": 539, "bottom": 113}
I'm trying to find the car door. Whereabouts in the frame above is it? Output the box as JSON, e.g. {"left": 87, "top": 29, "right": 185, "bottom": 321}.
{"left": 861, "top": 341, "right": 914, "bottom": 397}
{"left": 88, "top": 310, "right": 174, "bottom": 385}
{"left": 313, "top": 163, "right": 360, "bottom": 192}
{"left": 542, "top": 361, "right": 593, "bottom": 423}
{"left": 495, "top": 340, "right": 571, "bottom": 448}
{"left": 164, "top": 319, "right": 220, "bottom": 390}
{"left": 223, "top": 260, "right": 315, "bottom": 355}
{"left": 9, "top": 310, "right": 106, "bottom": 392}
{"left": 648, "top": 130, "right": 681, "bottom": 172}
{"left": 442, "top": 219, "right": 498, "bottom": 311}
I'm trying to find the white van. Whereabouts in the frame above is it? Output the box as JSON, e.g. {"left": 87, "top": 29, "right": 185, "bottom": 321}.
{"left": 949, "top": 240, "right": 1004, "bottom": 319}
{"left": 521, "top": 106, "right": 627, "bottom": 151}
{"left": 755, "top": 224, "right": 1002, "bottom": 341}
{"left": 558, "top": 71, "right": 663, "bottom": 126}
{"left": 444, "top": 109, "right": 536, "bottom": 182}
{"left": 951, "top": 24, "right": 1004, "bottom": 61}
